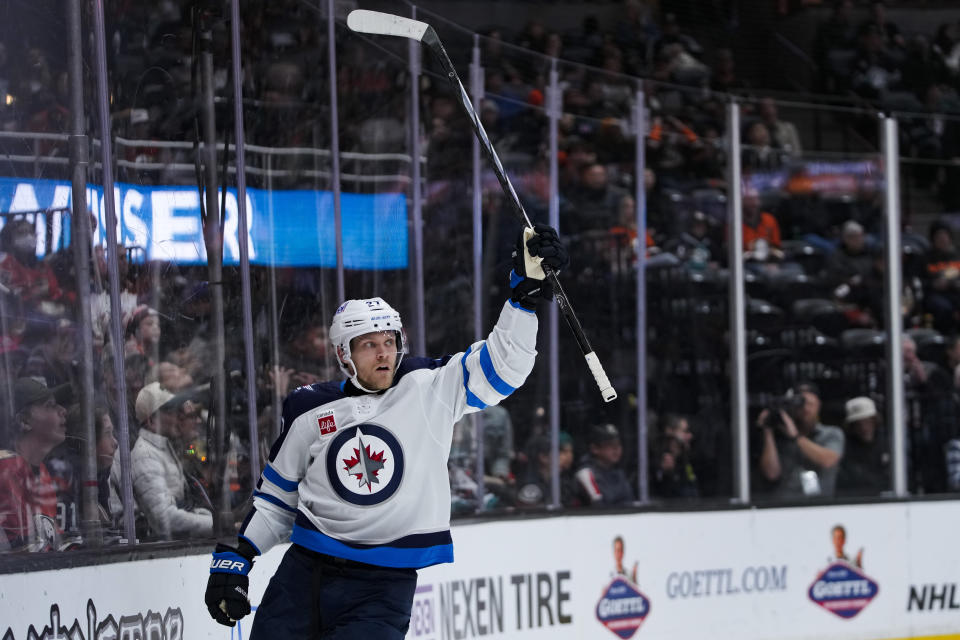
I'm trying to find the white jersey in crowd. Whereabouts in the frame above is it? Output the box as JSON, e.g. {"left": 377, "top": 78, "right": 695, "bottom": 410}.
{"left": 239, "top": 300, "right": 538, "bottom": 568}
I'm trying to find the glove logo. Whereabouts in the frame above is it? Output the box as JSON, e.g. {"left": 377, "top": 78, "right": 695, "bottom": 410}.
{"left": 326, "top": 423, "right": 404, "bottom": 506}
{"left": 211, "top": 559, "right": 247, "bottom": 572}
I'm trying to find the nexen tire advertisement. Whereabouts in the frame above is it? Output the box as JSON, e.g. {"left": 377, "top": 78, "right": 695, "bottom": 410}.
{"left": 1, "top": 501, "right": 958, "bottom": 639}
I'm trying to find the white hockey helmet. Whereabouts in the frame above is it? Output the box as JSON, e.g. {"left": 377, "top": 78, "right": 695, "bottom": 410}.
{"left": 329, "top": 297, "right": 405, "bottom": 390}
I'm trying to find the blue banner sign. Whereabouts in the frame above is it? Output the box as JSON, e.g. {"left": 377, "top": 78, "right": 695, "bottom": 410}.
{"left": 0, "top": 178, "right": 408, "bottom": 269}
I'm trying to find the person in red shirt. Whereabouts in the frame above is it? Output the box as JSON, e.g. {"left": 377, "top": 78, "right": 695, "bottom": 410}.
{"left": 0, "top": 377, "right": 71, "bottom": 552}
{"left": 0, "top": 219, "right": 66, "bottom": 314}
{"left": 741, "top": 187, "right": 783, "bottom": 262}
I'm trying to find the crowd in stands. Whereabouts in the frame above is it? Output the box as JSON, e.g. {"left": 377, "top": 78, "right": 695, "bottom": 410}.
{"left": 814, "top": 0, "right": 960, "bottom": 210}
{"left": 2, "top": 0, "right": 960, "bottom": 554}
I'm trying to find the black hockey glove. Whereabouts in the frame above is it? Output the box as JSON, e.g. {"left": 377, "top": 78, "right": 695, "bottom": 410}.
{"left": 510, "top": 223, "right": 570, "bottom": 311}
{"left": 205, "top": 540, "right": 256, "bottom": 627}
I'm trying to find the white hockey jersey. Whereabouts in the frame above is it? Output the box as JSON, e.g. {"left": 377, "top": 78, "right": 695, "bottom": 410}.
{"left": 239, "top": 300, "right": 538, "bottom": 568}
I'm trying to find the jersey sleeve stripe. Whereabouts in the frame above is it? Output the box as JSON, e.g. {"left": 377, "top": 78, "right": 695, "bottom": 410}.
{"left": 263, "top": 463, "right": 299, "bottom": 492}
{"left": 253, "top": 490, "right": 298, "bottom": 513}
{"left": 478, "top": 343, "right": 516, "bottom": 396}
{"left": 460, "top": 347, "right": 488, "bottom": 410}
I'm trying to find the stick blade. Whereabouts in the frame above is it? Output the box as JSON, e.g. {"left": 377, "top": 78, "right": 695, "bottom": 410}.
{"left": 346, "top": 10, "right": 429, "bottom": 41}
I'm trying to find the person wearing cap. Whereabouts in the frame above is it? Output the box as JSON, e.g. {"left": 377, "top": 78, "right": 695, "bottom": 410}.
{"left": 574, "top": 423, "right": 634, "bottom": 506}
{"left": 129, "top": 381, "right": 212, "bottom": 540}
{"left": 836, "top": 396, "right": 889, "bottom": 496}
{"left": 516, "top": 431, "right": 576, "bottom": 507}
{"left": 0, "top": 377, "right": 71, "bottom": 551}
{"left": 758, "top": 382, "right": 845, "bottom": 498}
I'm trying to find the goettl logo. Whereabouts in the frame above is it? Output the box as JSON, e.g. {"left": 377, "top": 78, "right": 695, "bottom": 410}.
{"left": 596, "top": 536, "right": 650, "bottom": 639}
{"left": 808, "top": 525, "right": 878, "bottom": 619}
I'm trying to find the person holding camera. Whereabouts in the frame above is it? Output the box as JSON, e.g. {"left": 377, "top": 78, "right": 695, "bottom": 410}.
{"left": 757, "top": 383, "right": 845, "bottom": 498}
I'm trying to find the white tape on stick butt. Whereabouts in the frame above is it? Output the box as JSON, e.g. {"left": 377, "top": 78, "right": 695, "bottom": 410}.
{"left": 585, "top": 352, "right": 617, "bottom": 402}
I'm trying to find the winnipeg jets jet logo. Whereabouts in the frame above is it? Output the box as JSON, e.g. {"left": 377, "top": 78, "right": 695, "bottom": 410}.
{"left": 327, "top": 423, "right": 405, "bottom": 506}
{"left": 342, "top": 428, "right": 388, "bottom": 491}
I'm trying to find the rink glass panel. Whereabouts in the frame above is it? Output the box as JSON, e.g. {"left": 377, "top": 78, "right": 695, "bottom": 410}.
{"left": 743, "top": 96, "right": 892, "bottom": 504}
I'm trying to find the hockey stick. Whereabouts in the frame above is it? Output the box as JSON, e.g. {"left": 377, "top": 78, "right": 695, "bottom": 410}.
{"left": 347, "top": 9, "right": 617, "bottom": 402}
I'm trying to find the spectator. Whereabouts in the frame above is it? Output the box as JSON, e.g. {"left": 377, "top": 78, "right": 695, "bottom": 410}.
{"left": 20, "top": 317, "right": 78, "bottom": 389}
{"left": 860, "top": 1, "right": 906, "bottom": 53}
{"left": 0, "top": 378, "right": 71, "bottom": 551}
{"left": 130, "top": 382, "right": 213, "bottom": 540}
{"left": 652, "top": 414, "right": 699, "bottom": 498}
{"left": 757, "top": 383, "right": 845, "bottom": 498}
{"left": 933, "top": 21, "right": 960, "bottom": 77}
{"left": 91, "top": 404, "right": 120, "bottom": 531}
{"left": 922, "top": 220, "right": 960, "bottom": 332}
{"left": 710, "top": 48, "right": 748, "bottom": 93}
{"left": 515, "top": 431, "right": 576, "bottom": 507}
{"left": 758, "top": 97, "right": 802, "bottom": 156}
{"left": 851, "top": 24, "right": 901, "bottom": 100}
{"left": 648, "top": 115, "right": 702, "bottom": 186}
{"left": 0, "top": 218, "right": 67, "bottom": 316}
{"left": 449, "top": 406, "right": 516, "bottom": 506}
{"left": 823, "top": 220, "right": 874, "bottom": 291}
{"left": 49, "top": 403, "right": 120, "bottom": 537}
{"left": 574, "top": 423, "right": 634, "bottom": 506}
{"left": 123, "top": 305, "right": 161, "bottom": 365}
{"left": 836, "top": 397, "right": 889, "bottom": 496}
{"left": 90, "top": 244, "right": 138, "bottom": 351}
{"left": 815, "top": 1, "right": 858, "bottom": 67}
{"left": 741, "top": 188, "right": 784, "bottom": 262}
{"left": 664, "top": 210, "right": 718, "bottom": 270}
{"left": 567, "top": 163, "right": 627, "bottom": 234}
{"left": 903, "top": 335, "right": 933, "bottom": 391}
{"left": 741, "top": 121, "right": 786, "bottom": 172}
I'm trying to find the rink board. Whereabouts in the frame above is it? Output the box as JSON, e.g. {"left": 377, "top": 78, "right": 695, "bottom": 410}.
{"left": 1, "top": 500, "right": 958, "bottom": 640}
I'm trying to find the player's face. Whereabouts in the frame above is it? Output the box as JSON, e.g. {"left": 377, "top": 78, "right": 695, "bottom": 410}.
{"left": 613, "top": 539, "right": 624, "bottom": 564}
{"left": 350, "top": 331, "right": 399, "bottom": 391}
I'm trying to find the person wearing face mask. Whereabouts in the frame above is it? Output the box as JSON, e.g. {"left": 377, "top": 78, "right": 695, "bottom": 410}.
{"left": 0, "top": 218, "right": 66, "bottom": 313}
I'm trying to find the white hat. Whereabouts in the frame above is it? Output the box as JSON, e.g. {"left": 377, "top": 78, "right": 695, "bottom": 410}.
{"left": 135, "top": 382, "right": 176, "bottom": 423}
{"left": 845, "top": 396, "right": 877, "bottom": 423}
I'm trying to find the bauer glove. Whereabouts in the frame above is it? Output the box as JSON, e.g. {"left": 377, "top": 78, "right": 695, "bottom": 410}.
{"left": 510, "top": 223, "right": 569, "bottom": 310}
{"left": 205, "top": 540, "right": 256, "bottom": 627}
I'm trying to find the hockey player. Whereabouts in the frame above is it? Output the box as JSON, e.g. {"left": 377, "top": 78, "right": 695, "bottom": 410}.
{"left": 204, "top": 224, "right": 568, "bottom": 638}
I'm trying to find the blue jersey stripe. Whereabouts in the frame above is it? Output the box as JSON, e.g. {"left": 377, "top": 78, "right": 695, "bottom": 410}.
{"left": 263, "top": 464, "right": 299, "bottom": 493}
{"left": 460, "top": 347, "right": 487, "bottom": 409}
{"left": 508, "top": 298, "right": 535, "bottom": 313}
{"left": 294, "top": 512, "right": 451, "bottom": 549}
{"left": 291, "top": 524, "right": 453, "bottom": 569}
{"left": 253, "top": 490, "right": 298, "bottom": 513}
{"left": 478, "top": 344, "right": 516, "bottom": 396}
